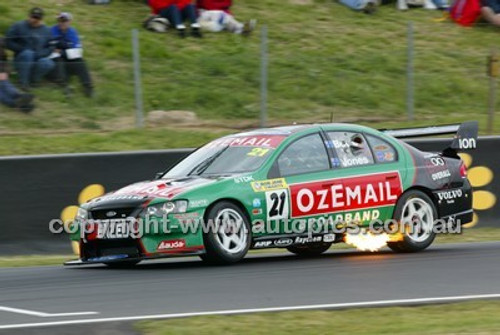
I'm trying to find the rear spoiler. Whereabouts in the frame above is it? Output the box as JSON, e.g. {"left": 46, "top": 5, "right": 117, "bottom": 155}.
{"left": 380, "top": 121, "right": 478, "bottom": 151}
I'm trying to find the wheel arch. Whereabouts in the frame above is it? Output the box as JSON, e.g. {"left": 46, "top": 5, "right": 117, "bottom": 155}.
{"left": 204, "top": 197, "right": 252, "bottom": 224}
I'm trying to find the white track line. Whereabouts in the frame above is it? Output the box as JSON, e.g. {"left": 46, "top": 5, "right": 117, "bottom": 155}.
{"left": 0, "top": 306, "right": 98, "bottom": 318}
{"left": 1, "top": 293, "right": 500, "bottom": 329}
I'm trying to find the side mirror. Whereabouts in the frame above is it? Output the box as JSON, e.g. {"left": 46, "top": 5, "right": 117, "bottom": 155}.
{"left": 154, "top": 172, "right": 164, "bottom": 180}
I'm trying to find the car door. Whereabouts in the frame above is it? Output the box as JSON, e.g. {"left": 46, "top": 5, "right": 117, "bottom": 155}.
{"left": 266, "top": 132, "right": 340, "bottom": 236}
{"left": 324, "top": 130, "right": 403, "bottom": 227}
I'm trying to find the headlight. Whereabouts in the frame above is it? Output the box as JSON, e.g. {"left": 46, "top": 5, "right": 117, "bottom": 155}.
{"left": 75, "top": 207, "right": 88, "bottom": 221}
{"left": 145, "top": 200, "right": 188, "bottom": 216}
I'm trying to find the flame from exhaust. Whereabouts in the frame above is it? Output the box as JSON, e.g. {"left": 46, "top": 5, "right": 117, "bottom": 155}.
{"left": 344, "top": 232, "right": 404, "bottom": 252}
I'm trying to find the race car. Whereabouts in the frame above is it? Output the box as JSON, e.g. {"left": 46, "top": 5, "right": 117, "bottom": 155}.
{"left": 66, "top": 121, "right": 477, "bottom": 266}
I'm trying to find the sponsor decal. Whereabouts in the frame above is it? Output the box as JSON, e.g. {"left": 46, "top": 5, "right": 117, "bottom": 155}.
{"left": 323, "top": 233, "right": 336, "bottom": 243}
{"left": 273, "top": 238, "right": 293, "bottom": 247}
{"left": 431, "top": 169, "right": 451, "bottom": 181}
{"left": 253, "top": 240, "right": 273, "bottom": 248}
{"left": 189, "top": 199, "right": 209, "bottom": 208}
{"left": 294, "top": 235, "right": 322, "bottom": 244}
{"left": 430, "top": 157, "right": 445, "bottom": 166}
{"left": 457, "top": 137, "right": 476, "bottom": 150}
{"left": 173, "top": 212, "right": 199, "bottom": 219}
{"left": 384, "top": 152, "right": 395, "bottom": 162}
{"left": 331, "top": 157, "right": 341, "bottom": 168}
{"left": 341, "top": 156, "right": 370, "bottom": 167}
{"left": 265, "top": 190, "right": 289, "bottom": 220}
{"left": 289, "top": 172, "right": 402, "bottom": 218}
{"left": 374, "top": 144, "right": 389, "bottom": 151}
{"left": 252, "top": 198, "right": 262, "bottom": 208}
{"left": 376, "top": 152, "right": 385, "bottom": 162}
{"left": 252, "top": 208, "right": 263, "bottom": 215}
{"left": 437, "top": 189, "right": 463, "bottom": 204}
{"left": 95, "top": 194, "right": 146, "bottom": 202}
{"left": 206, "top": 135, "right": 286, "bottom": 149}
{"left": 234, "top": 176, "right": 254, "bottom": 183}
{"left": 158, "top": 239, "right": 186, "bottom": 250}
{"left": 252, "top": 178, "right": 288, "bottom": 192}
{"left": 114, "top": 180, "right": 195, "bottom": 199}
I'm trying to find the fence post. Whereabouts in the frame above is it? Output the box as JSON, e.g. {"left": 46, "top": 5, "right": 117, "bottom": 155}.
{"left": 487, "top": 49, "right": 498, "bottom": 135}
{"left": 260, "top": 26, "right": 268, "bottom": 128}
{"left": 132, "top": 29, "right": 144, "bottom": 128}
{"left": 407, "top": 21, "right": 414, "bottom": 121}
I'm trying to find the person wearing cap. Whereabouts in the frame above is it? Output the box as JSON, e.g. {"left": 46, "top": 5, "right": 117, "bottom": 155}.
{"left": 148, "top": 0, "right": 202, "bottom": 38}
{"left": 50, "top": 12, "right": 93, "bottom": 98}
{"left": 5, "top": 7, "right": 55, "bottom": 91}
{"left": 0, "top": 37, "right": 35, "bottom": 113}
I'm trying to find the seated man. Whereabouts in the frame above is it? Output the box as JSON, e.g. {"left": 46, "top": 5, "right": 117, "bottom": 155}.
{"left": 196, "top": 0, "right": 256, "bottom": 35}
{"left": 50, "top": 12, "right": 94, "bottom": 98}
{"left": 481, "top": 0, "right": 500, "bottom": 25}
{"left": 148, "top": 0, "right": 202, "bottom": 37}
{"left": 0, "top": 38, "right": 35, "bottom": 113}
{"left": 5, "top": 7, "right": 55, "bottom": 91}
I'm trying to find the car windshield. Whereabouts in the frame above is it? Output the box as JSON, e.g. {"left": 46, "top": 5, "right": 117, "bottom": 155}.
{"left": 163, "top": 135, "right": 285, "bottom": 178}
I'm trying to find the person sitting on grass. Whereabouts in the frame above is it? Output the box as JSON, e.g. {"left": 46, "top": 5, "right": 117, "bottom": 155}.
{"left": 148, "top": 0, "right": 202, "bottom": 37}
{"left": 0, "top": 38, "right": 35, "bottom": 113}
{"left": 50, "top": 12, "right": 94, "bottom": 98}
{"left": 5, "top": 7, "right": 55, "bottom": 91}
{"left": 196, "top": 0, "right": 256, "bottom": 35}
{"left": 480, "top": 0, "right": 500, "bottom": 25}
{"left": 338, "top": 0, "right": 380, "bottom": 14}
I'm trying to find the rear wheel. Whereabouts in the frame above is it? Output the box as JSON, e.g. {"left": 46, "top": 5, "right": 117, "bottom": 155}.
{"left": 287, "top": 242, "right": 332, "bottom": 257}
{"left": 388, "top": 190, "right": 437, "bottom": 253}
{"left": 200, "top": 201, "right": 251, "bottom": 265}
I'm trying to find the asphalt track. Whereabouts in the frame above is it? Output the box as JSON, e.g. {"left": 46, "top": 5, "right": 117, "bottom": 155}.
{"left": 1, "top": 241, "right": 500, "bottom": 332}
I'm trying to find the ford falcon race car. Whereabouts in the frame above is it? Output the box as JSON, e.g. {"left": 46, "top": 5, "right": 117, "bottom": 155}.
{"left": 66, "top": 121, "right": 477, "bottom": 266}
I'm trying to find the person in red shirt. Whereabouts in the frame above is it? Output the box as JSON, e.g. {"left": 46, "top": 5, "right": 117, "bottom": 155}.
{"left": 196, "top": 0, "right": 255, "bottom": 35}
{"left": 148, "top": 0, "right": 202, "bottom": 37}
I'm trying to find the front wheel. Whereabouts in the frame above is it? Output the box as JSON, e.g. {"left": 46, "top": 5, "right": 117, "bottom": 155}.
{"left": 388, "top": 190, "right": 437, "bottom": 253}
{"left": 287, "top": 242, "right": 332, "bottom": 257}
{"left": 201, "top": 201, "right": 251, "bottom": 265}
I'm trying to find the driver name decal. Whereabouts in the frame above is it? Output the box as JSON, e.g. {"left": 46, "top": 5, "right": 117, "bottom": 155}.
{"left": 289, "top": 171, "right": 402, "bottom": 218}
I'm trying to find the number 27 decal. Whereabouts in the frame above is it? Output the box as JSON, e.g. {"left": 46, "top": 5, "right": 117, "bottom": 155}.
{"left": 265, "top": 190, "right": 289, "bottom": 220}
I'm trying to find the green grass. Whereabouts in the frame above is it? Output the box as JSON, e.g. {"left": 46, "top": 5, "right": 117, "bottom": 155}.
{"left": 136, "top": 300, "right": 500, "bottom": 335}
{"left": 0, "top": 254, "right": 73, "bottom": 268}
{"left": 1, "top": 1, "right": 500, "bottom": 154}
{"left": 0, "top": 128, "right": 228, "bottom": 155}
{"left": 2, "top": 227, "right": 498, "bottom": 268}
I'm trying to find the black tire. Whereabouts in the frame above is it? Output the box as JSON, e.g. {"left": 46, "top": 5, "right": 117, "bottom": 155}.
{"left": 104, "top": 260, "right": 140, "bottom": 268}
{"left": 387, "top": 190, "right": 437, "bottom": 253}
{"left": 287, "top": 242, "right": 332, "bottom": 257}
{"left": 200, "top": 201, "right": 251, "bottom": 265}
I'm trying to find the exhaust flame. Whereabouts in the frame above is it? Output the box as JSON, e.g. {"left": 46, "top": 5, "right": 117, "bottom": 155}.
{"left": 344, "top": 232, "right": 404, "bottom": 252}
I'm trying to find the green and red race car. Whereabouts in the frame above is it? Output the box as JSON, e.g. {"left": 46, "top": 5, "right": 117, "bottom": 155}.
{"left": 66, "top": 121, "right": 477, "bottom": 266}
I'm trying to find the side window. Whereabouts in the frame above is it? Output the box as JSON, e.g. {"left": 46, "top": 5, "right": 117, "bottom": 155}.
{"left": 277, "top": 134, "right": 330, "bottom": 176}
{"left": 366, "top": 134, "right": 398, "bottom": 163}
{"left": 327, "top": 132, "right": 374, "bottom": 168}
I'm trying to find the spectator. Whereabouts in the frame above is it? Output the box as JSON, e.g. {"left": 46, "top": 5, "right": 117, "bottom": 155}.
{"left": 148, "top": 0, "right": 202, "bottom": 37}
{"left": 339, "top": 0, "right": 379, "bottom": 13}
{"left": 481, "top": 0, "right": 500, "bottom": 25}
{"left": 50, "top": 12, "right": 94, "bottom": 98}
{"left": 0, "top": 38, "right": 35, "bottom": 113}
{"left": 5, "top": 7, "right": 55, "bottom": 91}
{"left": 196, "top": 0, "right": 256, "bottom": 35}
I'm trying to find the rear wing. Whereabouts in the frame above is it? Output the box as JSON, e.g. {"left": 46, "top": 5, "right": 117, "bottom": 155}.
{"left": 380, "top": 121, "right": 478, "bottom": 151}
